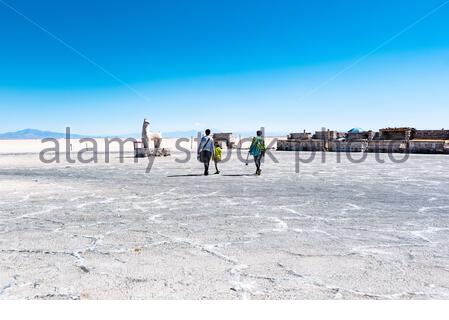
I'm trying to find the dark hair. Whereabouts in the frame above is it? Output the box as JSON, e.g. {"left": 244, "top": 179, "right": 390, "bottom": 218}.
{"left": 256, "top": 130, "right": 263, "bottom": 137}
{"left": 205, "top": 129, "right": 211, "bottom": 135}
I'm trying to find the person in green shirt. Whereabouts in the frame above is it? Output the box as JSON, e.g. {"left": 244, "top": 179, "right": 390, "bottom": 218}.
{"left": 213, "top": 142, "right": 222, "bottom": 174}
{"left": 249, "top": 130, "right": 266, "bottom": 176}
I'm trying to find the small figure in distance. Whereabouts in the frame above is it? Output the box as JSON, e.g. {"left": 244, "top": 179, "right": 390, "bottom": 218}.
{"left": 197, "top": 129, "right": 214, "bottom": 176}
{"left": 213, "top": 141, "right": 222, "bottom": 174}
{"left": 249, "top": 130, "right": 266, "bottom": 176}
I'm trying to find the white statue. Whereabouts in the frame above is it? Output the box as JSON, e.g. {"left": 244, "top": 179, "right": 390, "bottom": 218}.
{"left": 141, "top": 119, "right": 150, "bottom": 149}
{"left": 141, "top": 118, "right": 162, "bottom": 150}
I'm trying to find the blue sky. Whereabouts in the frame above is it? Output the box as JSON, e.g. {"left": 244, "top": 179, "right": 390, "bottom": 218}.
{"left": 1, "top": 0, "right": 449, "bottom": 135}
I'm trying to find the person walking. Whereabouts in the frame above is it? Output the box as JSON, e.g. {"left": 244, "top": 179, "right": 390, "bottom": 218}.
{"left": 197, "top": 129, "right": 214, "bottom": 176}
{"left": 213, "top": 142, "right": 222, "bottom": 174}
{"left": 249, "top": 130, "right": 266, "bottom": 176}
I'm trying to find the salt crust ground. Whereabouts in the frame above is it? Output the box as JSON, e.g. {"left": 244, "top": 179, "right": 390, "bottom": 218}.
{"left": 1, "top": 151, "right": 448, "bottom": 299}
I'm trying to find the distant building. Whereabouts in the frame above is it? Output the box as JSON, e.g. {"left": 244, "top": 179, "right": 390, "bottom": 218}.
{"left": 277, "top": 139, "right": 325, "bottom": 151}
{"left": 367, "top": 140, "right": 408, "bottom": 153}
{"left": 347, "top": 130, "right": 374, "bottom": 142}
{"left": 379, "top": 127, "right": 414, "bottom": 141}
{"left": 329, "top": 141, "right": 368, "bottom": 152}
{"left": 288, "top": 131, "right": 312, "bottom": 140}
{"left": 365, "top": 127, "right": 412, "bottom": 153}
{"left": 413, "top": 129, "right": 449, "bottom": 140}
{"left": 409, "top": 140, "right": 449, "bottom": 154}
{"left": 277, "top": 126, "right": 449, "bottom": 154}
{"left": 277, "top": 130, "right": 325, "bottom": 151}
{"left": 313, "top": 130, "right": 337, "bottom": 141}
{"left": 213, "top": 133, "right": 235, "bottom": 148}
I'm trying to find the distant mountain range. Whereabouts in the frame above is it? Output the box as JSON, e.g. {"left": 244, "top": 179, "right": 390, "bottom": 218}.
{"left": 0, "top": 128, "right": 288, "bottom": 140}
{"left": 0, "top": 129, "right": 89, "bottom": 140}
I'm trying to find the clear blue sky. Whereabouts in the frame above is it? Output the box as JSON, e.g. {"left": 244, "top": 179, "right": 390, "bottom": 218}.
{"left": 1, "top": 0, "right": 449, "bottom": 135}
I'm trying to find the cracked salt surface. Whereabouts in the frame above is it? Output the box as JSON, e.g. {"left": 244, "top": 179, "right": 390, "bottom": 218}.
{"left": 0, "top": 152, "right": 449, "bottom": 299}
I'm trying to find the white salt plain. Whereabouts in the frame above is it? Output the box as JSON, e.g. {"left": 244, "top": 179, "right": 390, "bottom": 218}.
{"left": 0, "top": 147, "right": 449, "bottom": 299}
